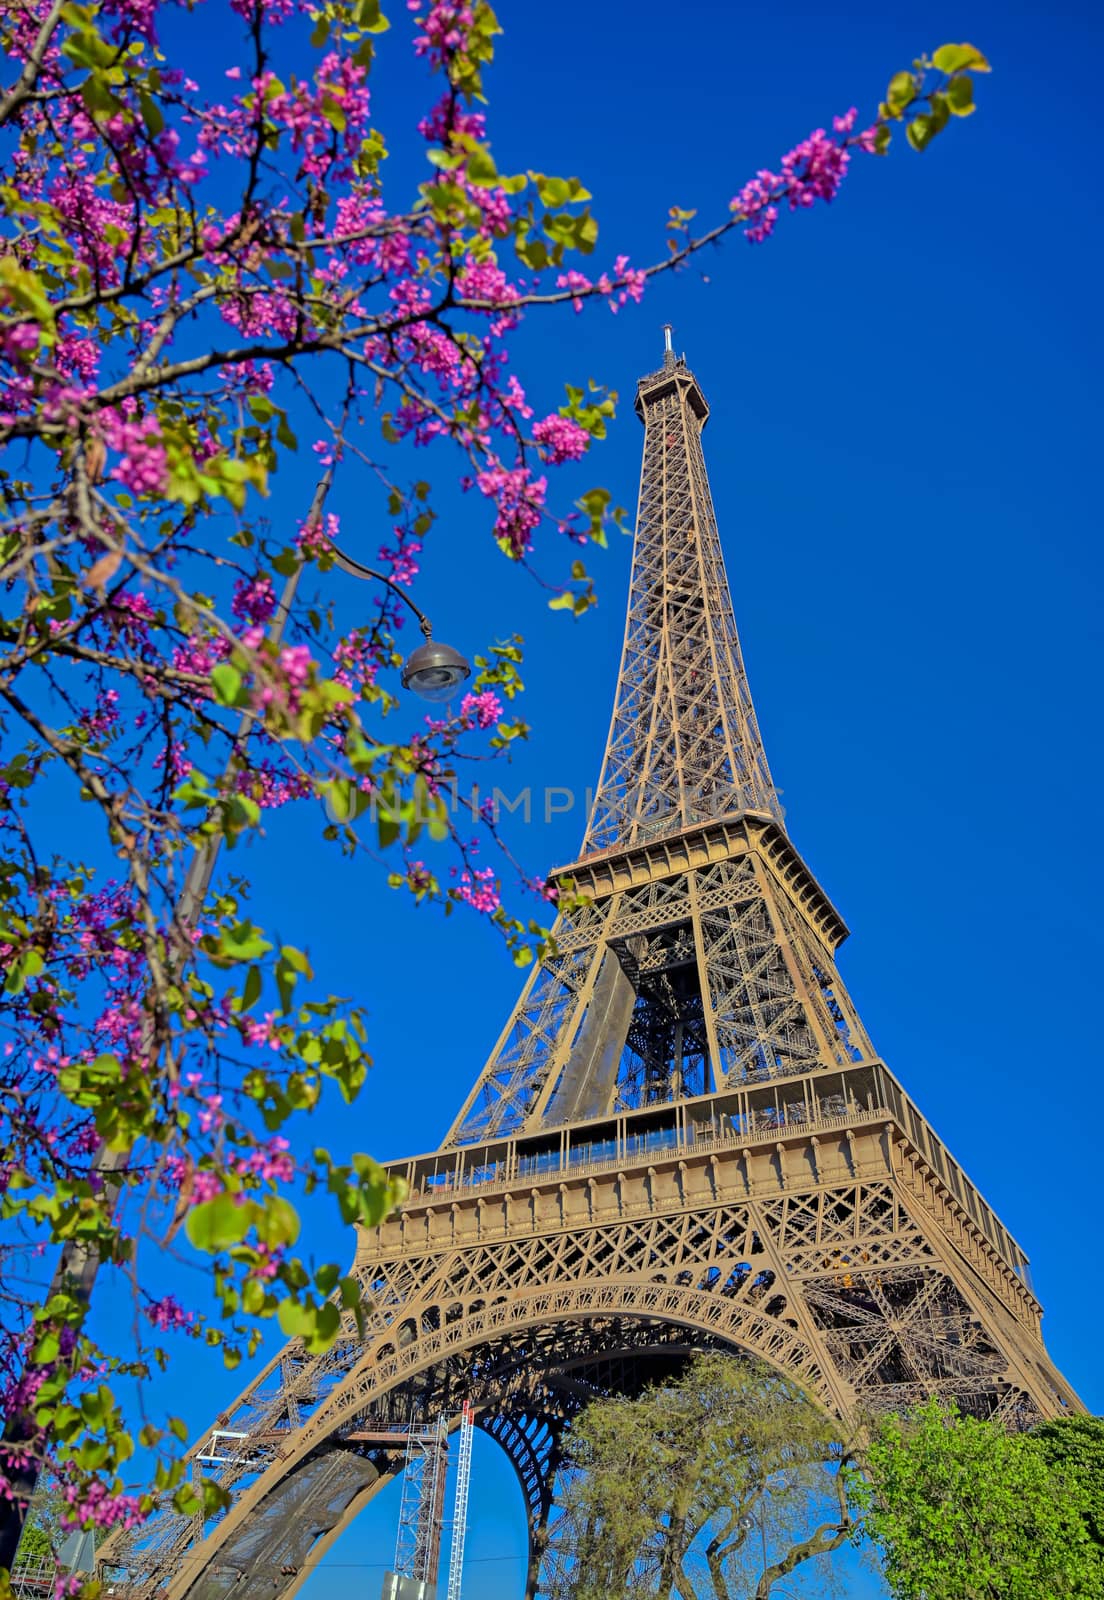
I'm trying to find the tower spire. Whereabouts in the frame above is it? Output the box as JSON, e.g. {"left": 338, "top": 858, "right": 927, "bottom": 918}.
{"left": 582, "top": 350, "right": 781, "bottom": 856}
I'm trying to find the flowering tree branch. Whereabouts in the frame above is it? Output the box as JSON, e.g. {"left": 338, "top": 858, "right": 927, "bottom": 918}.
{"left": 0, "top": 0, "right": 989, "bottom": 1576}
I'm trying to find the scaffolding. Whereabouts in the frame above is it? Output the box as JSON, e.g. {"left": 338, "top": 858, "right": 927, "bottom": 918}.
{"left": 391, "top": 1414, "right": 448, "bottom": 1595}
{"left": 10, "top": 1529, "right": 96, "bottom": 1599}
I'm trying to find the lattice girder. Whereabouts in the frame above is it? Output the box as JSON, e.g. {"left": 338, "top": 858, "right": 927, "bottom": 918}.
{"left": 97, "top": 345, "right": 1080, "bottom": 1600}
{"left": 98, "top": 1097, "right": 1077, "bottom": 1600}
{"left": 447, "top": 824, "right": 871, "bottom": 1146}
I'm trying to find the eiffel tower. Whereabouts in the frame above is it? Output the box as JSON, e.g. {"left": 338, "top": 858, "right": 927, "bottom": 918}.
{"left": 99, "top": 335, "right": 1080, "bottom": 1600}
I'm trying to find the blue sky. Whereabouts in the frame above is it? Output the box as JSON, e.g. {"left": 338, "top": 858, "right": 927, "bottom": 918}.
{"left": 84, "top": 0, "right": 1104, "bottom": 1594}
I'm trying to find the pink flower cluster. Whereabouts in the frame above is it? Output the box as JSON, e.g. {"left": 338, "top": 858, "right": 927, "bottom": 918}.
{"left": 533, "top": 414, "right": 589, "bottom": 464}
{"left": 554, "top": 256, "right": 646, "bottom": 316}
{"left": 236, "top": 762, "right": 314, "bottom": 808}
{"left": 731, "top": 110, "right": 879, "bottom": 243}
{"left": 233, "top": 1135, "right": 294, "bottom": 1183}
{"left": 459, "top": 690, "right": 502, "bottom": 729}
{"left": 101, "top": 411, "right": 169, "bottom": 497}
{"left": 475, "top": 463, "right": 547, "bottom": 558}
{"left": 409, "top": 0, "right": 474, "bottom": 66}
{"left": 0, "top": 322, "right": 39, "bottom": 363}
{"left": 80, "top": 687, "right": 121, "bottom": 742}
{"left": 456, "top": 259, "right": 521, "bottom": 330}
{"left": 59, "top": 1479, "right": 143, "bottom": 1533}
{"left": 597, "top": 254, "right": 646, "bottom": 314}
{"left": 232, "top": 573, "right": 276, "bottom": 627}
{"left": 377, "top": 532, "right": 422, "bottom": 587}
{"left": 259, "top": 54, "right": 372, "bottom": 184}
{"left": 400, "top": 860, "right": 435, "bottom": 895}
{"left": 457, "top": 866, "right": 500, "bottom": 914}
{"left": 298, "top": 510, "right": 339, "bottom": 556}
{"left": 279, "top": 645, "right": 312, "bottom": 688}
{"left": 781, "top": 127, "right": 850, "bottom": 209}
{"left": 144, "top": 1295, "right": 193, "bottom": 1332}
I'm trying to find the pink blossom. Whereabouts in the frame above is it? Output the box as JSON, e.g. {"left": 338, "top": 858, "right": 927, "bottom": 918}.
{"left": 459, "top": 690, "right": 502, "bottom": 729}
{"left": 100, "top": 412, "right": 168, "bottom": 498}
{"left": 555, "top": 269, "right": 592, "bottom": 313}
{"left": 144, "top": 1295, "right": 193, "bottom": 1332}
{"left": 603, "top": 255, "right": 646, "bottom": 313}
{"left": 376, "top": 529, "right": 422, "bottom": 587}
{"left": 457, "top": 866, "right": 500, "bottom": 914}
{"left": 411, "top": 1, "right": 475, "bottom": 65}
{"left": 533, "top": 414, "right": 589, "bottom": 464}
{"left": 191, "top": 1170, "right": 224, "bottom": 1204}
{"left": 298, "top": 510, "right": 339, "bottom": 556}
{"left": 780, "top": 126, "right": 850, "bottom": 208}
{"left": 59, "top": 1479, "right": 143, "bottom": 1533}
{"left": 279, "top": 645, "right": 313, "bottom": 687}
{"left": 0, "top": 323, "right": 39, "bottom": 362}
{"left": 456, "top": 260, "right": 519, "bottom": 309}
{"left": 232, "top": 573, "right": 276, "bottom": 626}
{"left": 475, "top": 462, "right": 547, "bottom": 558}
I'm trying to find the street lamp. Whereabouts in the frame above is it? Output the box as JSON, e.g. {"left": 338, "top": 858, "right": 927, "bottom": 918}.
{"left": 324, "top": 544, "right": 471, "bottom": 702}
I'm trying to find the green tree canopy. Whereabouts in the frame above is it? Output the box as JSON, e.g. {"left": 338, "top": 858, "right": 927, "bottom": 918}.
{"left": 1031, "top": 1414, "right": 1104, "bottom": 1556}
{"left": 854, "top": 1401, "right": 1103, "bottom": 1600}
{"left": 559, "top": 1353, "right": 858, "bottom": 1600}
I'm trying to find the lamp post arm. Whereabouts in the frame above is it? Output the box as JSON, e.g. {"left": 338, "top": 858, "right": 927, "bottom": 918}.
{"left": 326, "top": 544, "right": 434, "bottom": 638}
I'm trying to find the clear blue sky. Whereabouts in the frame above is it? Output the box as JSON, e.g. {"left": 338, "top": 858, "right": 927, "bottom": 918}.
{"left": 113, "top": 0, "right": 1104, "bottom": 1595}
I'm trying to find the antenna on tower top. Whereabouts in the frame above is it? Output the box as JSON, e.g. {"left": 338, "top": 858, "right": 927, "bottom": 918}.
{"left": 663, "top": 323, "right": 674, "bottom": 353}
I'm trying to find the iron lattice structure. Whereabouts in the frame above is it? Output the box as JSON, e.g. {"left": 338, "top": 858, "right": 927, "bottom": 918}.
{"left": 97, "top": 344, "right": 1080, "bottom": 1600}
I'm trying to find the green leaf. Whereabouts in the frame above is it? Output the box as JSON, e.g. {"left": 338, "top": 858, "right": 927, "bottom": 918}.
{"left": 277, "top": 1298, "right": 342, "bottom": 1353}
{"left": 932, "top": 42, "right": 991, "bottom": 74}
{"left": 906, "top": 114, "right": 935, "bottom": 151}
{"left": 210, "top": 663, "right": 245, "bottom": 707}
{"left": 256, "top": 1195, "right": 301, "bottom": 1248}
{"left": 206, "top": 922, "right": 274, "bottom": 965}
{"left": 32, "top": 1331, "right": 61, "bottom": 1364}
{"left": 320, "top": 94, "right": 346, "bottom": 133}
{"left": 4, "top": 946, "right": 44, "bottom": 995}
{"left": 138, "top": 91, "right": 164, "bottom": 135}
{"left": 241, "top": 965, "right": 262, "bottom": 1013}
{"left": 325, "top": 777, "right": 370, "bottom": 823}
{"left": 945, "top": 74, "right": 975, "bottom": 115}
{"left": 241, "top": 1279, "right": 266, "bottom": 1315}
{"left": 464, "top": 143, "right": 499, "bottom": 187}
{"left": 351, "top": 1153, "right": 398, "bottom": 1226}
{"left": 354, "top": 0, "right": 390, "bottom": 32}
{"left": 533, "top": 173, "right": 592, "bottom": 206}
{"left": 61, "top": 21, "right": 119, "bottom": 69}
{"left": 172, "top": 1485, "right": 201, "bottom": 1517}
{"left": 185, "top": 1194, "right": 254, "bottom": 1253}
{"left": 885, "top": 71, "right": 916, "bottom": 115}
